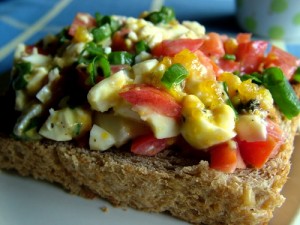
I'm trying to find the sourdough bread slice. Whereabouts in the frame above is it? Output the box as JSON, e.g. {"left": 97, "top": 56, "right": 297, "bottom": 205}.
{"left": 0, "top": 109, "right": 299, "bottom": 225}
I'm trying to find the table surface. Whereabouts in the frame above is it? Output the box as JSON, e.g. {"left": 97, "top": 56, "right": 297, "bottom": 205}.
{"left": 0, "top": 1, "right": 299, "bottom": 225}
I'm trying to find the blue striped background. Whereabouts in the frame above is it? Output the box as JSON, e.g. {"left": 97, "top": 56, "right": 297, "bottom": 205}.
{"left": 0, "top": 0, "right": 299, "bottom": 75}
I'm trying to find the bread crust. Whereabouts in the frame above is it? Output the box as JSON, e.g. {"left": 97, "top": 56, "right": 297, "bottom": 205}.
{"left": 0, "top": 109, "right": 299, "bottom": 225}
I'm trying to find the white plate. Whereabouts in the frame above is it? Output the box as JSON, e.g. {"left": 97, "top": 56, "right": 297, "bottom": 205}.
{"left": 0, "top": 138, "right": 299, "bottom": 225}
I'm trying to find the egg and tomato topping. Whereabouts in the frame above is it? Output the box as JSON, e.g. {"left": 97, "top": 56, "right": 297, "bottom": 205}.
{"left": 11, "top": 7, "right": 300, "bottom": 173}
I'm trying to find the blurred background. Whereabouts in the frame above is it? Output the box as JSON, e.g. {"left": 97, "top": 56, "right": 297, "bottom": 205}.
{"left": 1, "top": 0, "right": 299, "bottom": 75}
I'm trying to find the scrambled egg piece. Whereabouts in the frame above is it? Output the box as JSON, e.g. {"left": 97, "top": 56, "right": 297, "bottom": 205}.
{"left": 181, "top": 95, "right": 236, "bottom": 150}
{"left": 125, "top": 17, "right": 205, "bottom": 48}
{"left": 39, "top": 107, "right": 92, "bottom": 141}
{"left": 87, "top": 70, "right": 133, "bottom": 112}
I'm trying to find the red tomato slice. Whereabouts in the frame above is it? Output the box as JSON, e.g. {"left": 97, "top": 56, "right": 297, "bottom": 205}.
{"left": 237, "top": 120, "right": 284, "bottom": 169}
{"left": 119, "top": 84, "right": 182, "bottom": 119}
{"left": 236, "top": 33, "right": 252, "bottom": 44}
{"left": 111, "top": 28, "right": 131, "bottom": 52}
{"left": 131, "top": 134, "right": 175, "bottom": 156}
{"left": 69, "top": 13, "right": 96, "bottom": 36}
{"left": 151, "top": 39, "right": 204, "bottom": 57}
{"left": 235, "top": 40, "right": 268, "bottom": 73}
{"left": 209, "top": 141, "right": 238, "bottom": 173}
{"left": 194, "top": 50, "right": 222, "bottom": 77}
{"left": 218, "top": 58, "right": 240, "bottom": 73}
{"left": 199, "top": 32, "right": 225, "bottom": 58}
{"left": 264, "top": 45, "right": 300, "bottom": 80}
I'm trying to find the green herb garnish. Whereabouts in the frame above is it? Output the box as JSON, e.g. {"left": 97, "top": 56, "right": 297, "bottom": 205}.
{"left": 87, "top": 55, "right": 111, "bottom": 84}
{"left": 222, "top": 82, "right": 238, "bottom": 117}
{"left": 135, "top": 40, "right": 150, "bottom": 54}
{"left": 95, "top": 13, "right": 120, "bottom": 33}
{"left": 223, "top": 54, "right": 236, "bottom": 61}
{"left": 78, "top": 42, "right": 105, "bottom": 64}
{"left": 292, "top": 67, "right": 300, "bottom": 82}
{"left": 262, "top": 67, "right": 300, "bottom": 119}
{"left": 145, "top": 6, "right": 175, "bottom": 24}
{"left": 12, "top": 62, "right": 31, "bottom": 90}
{"left": 91, "top": 23, "right": 112, "bottom": 43}
{"left": 108, "top": 51, "right": 134, "bottom": 65}
{"left": 161, "top": 63, "right": 188, "bottom": 89}
{"left": 240, "top": 72, "right": 262, "bottom": 84}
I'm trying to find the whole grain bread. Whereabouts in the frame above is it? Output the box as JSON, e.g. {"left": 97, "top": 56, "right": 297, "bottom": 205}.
{"left": 0, "top": 102, "right": 299, "bottom": 225}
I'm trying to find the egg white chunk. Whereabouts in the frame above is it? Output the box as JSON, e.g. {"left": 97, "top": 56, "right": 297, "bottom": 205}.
{"left": 94, "top": 112, "right": 150, "bottom": 147}
{"left": 87, "top": 70, "right": 133, "bottom": 112}
{"left": 89, "top": 124, "right": 116, "bottom": 151}
{"left": 236, "top": 115, "right": 267, "bottom": 142}
{"left": 133, "top": 105, "right": 180, "bottom": 139}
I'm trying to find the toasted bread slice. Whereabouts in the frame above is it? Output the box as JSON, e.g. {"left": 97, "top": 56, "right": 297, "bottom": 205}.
{"left": 0, "top": 107, "right": 299, "bottom": 225}
{"left": 1, "top": 8, "right": 300, "bottom": 224}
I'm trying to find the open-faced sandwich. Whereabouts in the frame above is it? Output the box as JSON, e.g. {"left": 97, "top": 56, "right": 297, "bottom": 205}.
{"left": 1, "top": 6, "right": 300, "bottom": 225}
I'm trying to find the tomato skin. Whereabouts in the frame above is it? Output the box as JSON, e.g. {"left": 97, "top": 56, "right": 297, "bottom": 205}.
{"left": 194, "top": 50, "right": 222, "bottom": 77}
{"left": 68, "top": 13, "right": 96, "bottom": 36}
{"left": 264, "top": 45, "right": 300, "bottom": 80}
{"left": 218, "top": 58, "right": 240, "bottom": 73}
{"left": 199, "top": 32, "right": 225, "bottom": 58}
{"left": 237, "top": 120, "right": 284, "bottom": 169}
{"left": 235, "top": 40, "right": 268, "bottom": 73}
{"left": 119, "top": 84, "right": 182, "bottom": 119}
{"left": 111, "top": 28, "right": 131, "bottom": 52}
{"left": 131, "top": 134, "right": 175, "bottom": 156}
{"left": 151, "top": 39, "right": 204, "bottom": 57}
{"left": 236, "top": 33, "right": 252, "bottom": 44}
{"left": 209, "top": 142, "right": 238, "bottom": 173}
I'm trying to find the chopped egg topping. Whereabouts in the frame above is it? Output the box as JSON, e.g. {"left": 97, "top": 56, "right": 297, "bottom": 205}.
{"left": 10, "top": 7, "right": 300, "bottom": 171}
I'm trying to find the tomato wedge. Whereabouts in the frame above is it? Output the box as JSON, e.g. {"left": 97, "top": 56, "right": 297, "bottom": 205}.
{"left": 151, "top": 39, "right": 204, "bottom": 57}
{"left": 111, "top": 28, "right": 131, "bottom": 52}
{"left": 119, "top": 84, "right": 182, "bottom": 119}
{"left": 218, "top": 58, "right": 240, "bottom": 73}
{"left": 264, "top": 45, "right": 300, "bottom": 80}
{"left": 199, "top": 32, "right": 225, "bottom": 58}
{"left": 237, "top": 120, "right": 284, "bottom": 169}
{"left": 235, "top": 40, "right": 268, "bottom": 73}
{"left": 131, "top": 134, "right": 175, "bottom": 156}
{"left": 194, "top": 50, "right": 222, "bottom": 76}
{"left": 236, "top": 33, "right": 252, "bottom": 44}
{"left": 209, "top": 141, "right": 238, "bottom": 173}
{"left": 68, "top": 13, "right": 96, "bottom": 36}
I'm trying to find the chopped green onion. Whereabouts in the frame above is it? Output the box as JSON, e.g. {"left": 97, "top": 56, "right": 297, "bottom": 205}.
{"left": 240, "top": 72, "right": 262, "bottom": 84}
{"left": 95, "top": 13, "right": 120, "bottom": 34}
{"left": 12, "top": 62, "right": 31, "bottom": 90}
{"left": 135, "top": 40, "right": 150, "bottom": 54}
{"left": 222, "top": 82, "right": 238, "bottom": 117}
{"left": 91, "top": 23, "right": 112, "bottom": 43}
{"left": 87, "top": 55, "right": 111, "bottom": 84}
{"left": 223, "top": 54, "right": 236, "bottom": 61}
{"left": 24, "top": 117, "right": 43, "bottom": 133}
{"left": 56, "top": 27, "right": 71, "bottom": 43}
{"left": 292, "top": 67, "right": 300, "bottom": 82}
{"left": 161, "top": 63, "right": 188, "bottom": 89}
{"left": 145, "top": 6, "right": 175, "bottom": 24}
{"left": 73, "top": 123, "right": 82, "bottom": 136}
{"left": 262, "top": 67, "right": 300, "bottom": 119}
{"left": 78, "top": 42, "right": 105, "bottom": 64}
{"left": 95, "top": 12, "right": 103, "bottom": 26}
{"left": 108, "top": 51, "right": 134, "bottom": 65}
